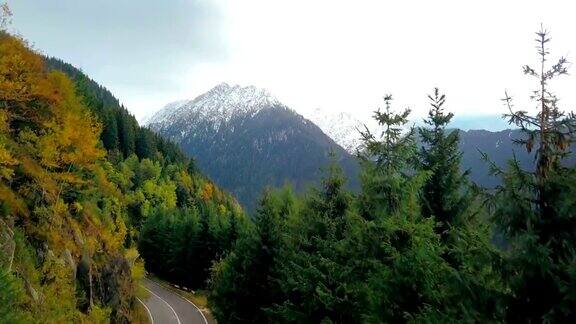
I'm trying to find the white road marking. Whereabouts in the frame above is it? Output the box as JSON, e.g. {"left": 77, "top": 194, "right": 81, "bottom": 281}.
{"left": 137, "top": 297, "right": 154, "bottom": 324}
{"left": 148, "top": 279, "right": 209, "bottom": 324}
{"left": 141, "top": 285, "right": 182, "bottom": 324}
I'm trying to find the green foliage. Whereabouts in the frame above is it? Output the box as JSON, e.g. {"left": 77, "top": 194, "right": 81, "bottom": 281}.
{"left": 270, "top": 159, "right": 362, "bottom": 323}
{"left": 209, "top": 188, "right": 292, "bottom": 324}
{"left": 0, "top": 31, "right": 245, "bottom": 323}
{"left": 417, "top": 88, "right": 473, "bottom": 236}
{"left": 45, "top": 57, "right": 187, "bottom": 165}
{"left": 493, "top": 27, "right": 576, "bottom": 321}
{"left": 353, "top": 98, "right": 453, "bottom": 321}
{"left": 415, "top": 88, "right": 507, "bottom": 321}
{"left": 0, "top": 270, "right": 30, "bottom": 323}
{"left": 136, "top": 172, "right": 246, "bottom": 289}
{"left": 357, "top": 95, "right": 420, "bottom": 220}
{"left": 209, "top": 92, "right": 509, "bottom": 323}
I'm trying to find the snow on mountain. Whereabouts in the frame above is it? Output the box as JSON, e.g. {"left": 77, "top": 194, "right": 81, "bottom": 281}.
{"left": 145, "top": 83, "right": 283, "bottom": 139}
{"left": 145, "top": 83, "right": 372, "bottom": 154}
{"left": 302, "top": 107, "right": 366, "bottom": 154}
{"left": 144, "top": 82, "right": 360, "bottom": 210}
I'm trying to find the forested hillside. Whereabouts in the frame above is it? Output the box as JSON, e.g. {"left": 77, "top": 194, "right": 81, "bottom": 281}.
{"left": 0, "top": 30, "right": 246, "bottom": 322}
{"left": 44, "top": 57, "right": 187, "bottom": 166}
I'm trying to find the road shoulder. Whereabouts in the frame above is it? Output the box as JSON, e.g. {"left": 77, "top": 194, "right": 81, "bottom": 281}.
{"left": 146, "top": 276, "right": 214, "bottom": 324}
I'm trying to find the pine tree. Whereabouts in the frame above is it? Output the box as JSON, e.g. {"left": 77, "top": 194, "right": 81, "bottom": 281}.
{"left": 417, "top": 89, "right": 507, "bottom": 320}
{"left": 209, "top": 189, "right": 291, "bottom": 323}
{"left": 101, "top": 109, "right": 119, "bottom": 151}
{"left": 271, "top": 155, "right": 361, "bottom": 323}
{"left": 357, "top": 95, "right": 421, "bottom": 220}
{"left": 135, "top": 129, "right": 155, "bottom": 160}
{"left": 354, "top": 95, "right": 449, "bottom": 321}
{"left": 417, "top": 88, "right": 472, "bottom": 237}
{"left": 117, "top": 109, "right": 136, "bottom": 158}
{"left": 495, "top": 26, "right": 576, "bottom": 321}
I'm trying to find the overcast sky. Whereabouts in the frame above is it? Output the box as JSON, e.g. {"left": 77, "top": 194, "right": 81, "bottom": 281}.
{"left": 8, "top": 0, "right": 576, "bottom": 129}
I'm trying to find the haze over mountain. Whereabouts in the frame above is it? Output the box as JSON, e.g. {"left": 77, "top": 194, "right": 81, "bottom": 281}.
{"left": 145, "top": 83, "right": 359, "bottom": 210}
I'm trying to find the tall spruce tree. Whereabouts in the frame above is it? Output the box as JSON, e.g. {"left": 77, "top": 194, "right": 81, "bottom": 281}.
{"left": 101, "top": 109, "right": 119, "bottom": 151}
{"left": 209, "top": 189, "right": 293, "bottom": 323}
{"left": 417, "top": 89, "right": 506, "bottom": 319}
{"left": 271, "top": 155, "right": 362, "bottom": 323}
{"left": 418, "top": 88, "right": 472, "bottom": 237}
{"left": 495, "top": 26, "right": 576, "bottom": 321}
{"left": 355, "top": 96, "right": 450, "bottom": 321}
{"left": 357, "top": 95, "right": 422, "bottom": 220}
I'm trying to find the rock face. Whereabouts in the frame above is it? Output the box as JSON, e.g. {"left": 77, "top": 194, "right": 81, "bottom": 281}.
{"left": 146, "top": 83, "right": 359, "bottom": 211}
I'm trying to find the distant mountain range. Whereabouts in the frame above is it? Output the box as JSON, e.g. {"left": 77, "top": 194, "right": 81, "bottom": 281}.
{"left": 146, "top": 83, "right": 575, "bottom": 210}
{"left": 300, "top": 108, "right": 576, "bottom": 189}
{"left": 145, "top": 83, "right": 359, "bottom": 210}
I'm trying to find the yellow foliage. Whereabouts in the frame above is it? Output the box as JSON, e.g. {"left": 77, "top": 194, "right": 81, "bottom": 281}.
{"left": 178, "top": 170, "right": 194, "bottom": 192}
{"left": 125, "top": 247, "right": 146, "bottom": 283}
{"left": 35, "top": 251, "right": 81, "bottom": 323}
{"left": 81, "top": 305, "right": 111, "bottom": 324}
{"left": 0, "top": 182, "right": 27, "bottom": 216}
{"left": 93, "top": 164, "right": 122, "bottom": 199}
{"left": 0, "top": 33, "right": 46, "bottom": 104}
{"left": 218, "top": 203, "right": 228, "bottom": 215}
{"left": 202, "top": 182, "right": 214, "bottom": 201}
{"left": 0, "top": 33, "right": 135, "bottom": 322}
{"left": 0, "top": 110, "right": 16, "bottom": 180}
{"left": 38, "top": 71, "right": 104, "bottom": 170}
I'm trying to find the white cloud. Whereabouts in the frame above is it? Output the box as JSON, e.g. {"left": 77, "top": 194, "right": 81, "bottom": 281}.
{"left": 180, "top": 0, "right": 576, "bottom": 126}
{"left": 11, "top": 0, "right": 576, "bottom": 128}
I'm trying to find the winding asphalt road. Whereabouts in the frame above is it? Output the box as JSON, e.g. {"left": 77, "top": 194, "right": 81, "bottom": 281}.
{"left": 140, "top": 278, "right": 208, "bottom": 324}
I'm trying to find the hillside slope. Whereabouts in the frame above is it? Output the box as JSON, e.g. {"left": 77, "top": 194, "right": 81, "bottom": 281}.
{"left": 0, "top": 32, "right": 245, "bottom": 322}
{"left": 147, "top": 83, "right": 359, "bottom": 210}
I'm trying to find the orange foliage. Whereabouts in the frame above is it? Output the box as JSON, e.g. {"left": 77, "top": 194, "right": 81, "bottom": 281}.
{"left": 0, "top": 34, "right": 45, "bottom": 102}
{"left": 202, "top": 182, "right": 214, "bottom": 201}
{"left": 0, "top": 32, "right": 135, "bottom": 321}
{"left": 0, "top": 32, "right": 123, "bottom": 258}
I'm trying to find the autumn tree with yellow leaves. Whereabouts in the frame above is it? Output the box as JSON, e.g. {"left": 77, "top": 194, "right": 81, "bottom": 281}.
{"left": 0, "top": 31, "right": 138, "bottom": 322}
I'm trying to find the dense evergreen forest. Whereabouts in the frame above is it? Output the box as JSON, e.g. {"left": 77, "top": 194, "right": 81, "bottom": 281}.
{"left": 205, "top": 28, "right": 576, "bottom": 322}
{"left": 1, "top": 2, "right": 576, "bottom": 321}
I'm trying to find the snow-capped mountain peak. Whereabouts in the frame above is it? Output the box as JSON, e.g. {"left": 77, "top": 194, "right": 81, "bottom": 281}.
{"left": 199, "top": 83, "right": 280, "bottom": 113}
{"left": 145, "top": 83, "right": 284, "bottom": 140}
{"left": 145, "top": 83, "right": 361, "bottom": 210}
{"left": 303, "top": 107, "right": 365, "bottom": 153}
